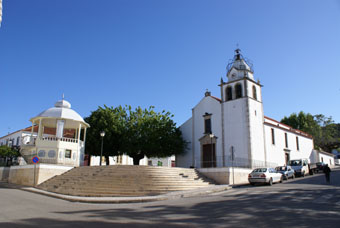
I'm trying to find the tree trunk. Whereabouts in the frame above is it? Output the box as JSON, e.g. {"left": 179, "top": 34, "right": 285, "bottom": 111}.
{"left": 105, "top": 155, "right": 110, "bottom": 165}
{"left": 132, "top": 154, "right": 144, "bottom": 165}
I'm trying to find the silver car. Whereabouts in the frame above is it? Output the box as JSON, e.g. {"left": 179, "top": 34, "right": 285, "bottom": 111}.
{"left": 275, "top": 166, "right": 295, "bottom": 180}
{"left": 248, "top": 168, "right": 283, "bottom": 186}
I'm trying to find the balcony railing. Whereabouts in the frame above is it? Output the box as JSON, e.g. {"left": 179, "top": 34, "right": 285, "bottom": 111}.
{"left": 21, "top": 135, "right": 81, "bottom": 146}
{"left": 40, "top": 136, "right": 79, "bottom": 143}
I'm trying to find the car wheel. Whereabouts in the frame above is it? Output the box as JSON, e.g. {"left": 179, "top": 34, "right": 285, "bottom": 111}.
{"left": 250, "top": 183, "right": 255, "bottom": 186}
{"left": 268, "top": 178, "right": 273, "bottom": 186}
{"left": 280, "top": 176, "right": 283, "bottom": 183}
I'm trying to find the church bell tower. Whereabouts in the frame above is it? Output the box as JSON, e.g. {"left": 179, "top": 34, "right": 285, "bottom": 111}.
{"left": 220, "top": 49, "right": 266, "bottom": 168}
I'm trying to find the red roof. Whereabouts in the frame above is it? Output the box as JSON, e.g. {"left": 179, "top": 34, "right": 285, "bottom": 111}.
{"left": 264, "top": 116, "right": 313, "bottom": 139}
{"left": 210, "top": 96, "right": 222, "bottom": 102}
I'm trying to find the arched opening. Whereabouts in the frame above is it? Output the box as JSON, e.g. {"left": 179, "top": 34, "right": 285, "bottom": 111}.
{"left": 252, "top": 85, "right": 257, "bottom": 100}
{"left": 235, "top": 83, "right": 242, "bottom": 98}
{"left": 226, "top": 86, "right": 232, "bottom": 101}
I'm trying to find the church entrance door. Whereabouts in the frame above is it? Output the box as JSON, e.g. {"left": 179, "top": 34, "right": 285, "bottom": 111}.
{"left": 202, "top": 144, "right": 216, "bottom": 168}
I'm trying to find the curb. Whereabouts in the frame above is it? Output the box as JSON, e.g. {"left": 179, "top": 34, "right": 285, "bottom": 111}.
{"left": 19, "top": 185, "right": 231, "bottom": 204}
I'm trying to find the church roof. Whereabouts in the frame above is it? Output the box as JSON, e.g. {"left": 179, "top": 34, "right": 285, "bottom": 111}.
{"left": 264, "top": 116, "right": 313, "bottom": 139}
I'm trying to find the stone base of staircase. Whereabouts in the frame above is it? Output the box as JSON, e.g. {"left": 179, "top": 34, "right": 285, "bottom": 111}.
{"left": 37, "top": 165, "right": 218, "bottom": 197}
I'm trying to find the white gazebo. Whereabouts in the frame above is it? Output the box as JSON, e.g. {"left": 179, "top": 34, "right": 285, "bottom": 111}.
{"left": 20, "top": 98, "right": 90, "bottom": 167}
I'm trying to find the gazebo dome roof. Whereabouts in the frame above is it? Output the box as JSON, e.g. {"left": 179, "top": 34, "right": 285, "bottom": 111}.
{"left": 30, "top": 99, "right": 89, "bottom": 127}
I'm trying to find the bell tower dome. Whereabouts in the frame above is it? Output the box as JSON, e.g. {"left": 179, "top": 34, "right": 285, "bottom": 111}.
{"left": 226, "top": 49, "right": 254, "bottom": 82}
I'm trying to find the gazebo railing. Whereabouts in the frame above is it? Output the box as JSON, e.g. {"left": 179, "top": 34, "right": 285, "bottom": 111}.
{"left": 40, "top": 136, "right": 79, "bottom": 143}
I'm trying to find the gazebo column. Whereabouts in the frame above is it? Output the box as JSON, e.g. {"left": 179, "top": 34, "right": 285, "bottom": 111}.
{"left": 38, "top": 119, "right": 43, "bottom": 139}
{"left": 77, "top": 123, "right": 81, "bottom": 143}
{"left": 83, "top": 127, "right": 87, "bottom": 144}
{"left": 31, "top": 120, "right": 35, "bottom": 135}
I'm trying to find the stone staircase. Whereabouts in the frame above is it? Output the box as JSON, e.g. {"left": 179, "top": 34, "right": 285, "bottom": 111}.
{"left": 37, "top": 165, "right": 217, "bottom": 197}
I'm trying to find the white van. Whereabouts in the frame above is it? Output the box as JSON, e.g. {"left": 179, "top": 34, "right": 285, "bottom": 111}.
{"left": 289, "top": 159, "right": 309, "bottom": 177}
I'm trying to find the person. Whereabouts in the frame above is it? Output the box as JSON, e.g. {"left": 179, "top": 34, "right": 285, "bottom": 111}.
{"left": 323, "top": 164, "right": 331, "bottom": 183}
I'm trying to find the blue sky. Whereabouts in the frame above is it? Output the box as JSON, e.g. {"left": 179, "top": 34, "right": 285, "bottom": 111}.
{"left": 0, "top": 0, "right": 340, "bottom": 136}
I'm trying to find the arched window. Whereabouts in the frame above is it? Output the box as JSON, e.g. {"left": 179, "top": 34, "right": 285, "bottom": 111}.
{"left": 252, "top": 85, "right": 257, "bottom": 100}
{"left": 226, "top": 86, "right": 232, "bottom": 101}
{"left": 235, "top": 83, "right": 242, "bottom": 98}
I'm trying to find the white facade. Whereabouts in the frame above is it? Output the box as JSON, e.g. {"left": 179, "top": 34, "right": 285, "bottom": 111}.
{"left": 90, "top": 155, "right": 174, "bottom": 167}
{"left": 177, "top": 49, "right": 315, "bottom": 169}
{"left": 317, "top": 150, "right": 335, "bottom": 166}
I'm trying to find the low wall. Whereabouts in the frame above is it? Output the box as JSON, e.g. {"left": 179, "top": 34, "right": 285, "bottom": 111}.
{"left": 198, "top": 167, "right": 252, "bottom": 185}
{"left": 0, "top": 167, "right": 10, "bottom": 182}
{"left": 2, "top": 164, "right": 73, "bottom": 186}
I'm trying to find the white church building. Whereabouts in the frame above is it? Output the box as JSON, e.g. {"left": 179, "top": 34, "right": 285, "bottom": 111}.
{"left": 176, "top": 49, "right": 317, "bottom": 179}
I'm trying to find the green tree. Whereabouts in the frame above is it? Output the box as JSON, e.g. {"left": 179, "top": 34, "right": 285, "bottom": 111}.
{"left": 84, "top": 105, "right": 127, "bottom": 165}
{"left": 0, "top": 145, "right": 20, "bottom": 157}
{"left": 85, "top": 105, "right": 186, "bottom": 165}
{"left": 123, "top": 106, "right": 186, "bottom": 165}
{"left": 281, "top": 112, "right": 340, "bottom": 152}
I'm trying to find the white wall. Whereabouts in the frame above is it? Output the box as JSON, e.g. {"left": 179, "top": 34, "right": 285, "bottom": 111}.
{"left": 192, "top": 96, "right": 222, "bottom": 168}
{"left": 224, "top": 98, "right": 249, "bottom": 162}
{"left": 90, "top": 155, "right": 147, "bottom": 166}
{"left": 0, "top": 131, "right": 22, "bottom": 147}
{"left": 318, "top": 151, "right": 335, "bottom": 167}
{"left": 176, "top": 118, "right": 193, "bottom": 168}
{"left": 264, "top": 118, "right": 314, "bottom": 167}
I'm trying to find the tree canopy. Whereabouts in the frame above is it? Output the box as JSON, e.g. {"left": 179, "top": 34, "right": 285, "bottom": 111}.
{"left": 281, "top": 111, "right": 340, "bottom": 152}
{"left": 0, "top": 145, "right": 20, "bottom": 157}
{"left": 85, "top": 105, "right": 186, "bottom": 165}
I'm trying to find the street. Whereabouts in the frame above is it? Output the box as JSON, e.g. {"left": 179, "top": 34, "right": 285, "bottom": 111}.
{"left": 1, "top": 168, "right": 340, "bottom": 228}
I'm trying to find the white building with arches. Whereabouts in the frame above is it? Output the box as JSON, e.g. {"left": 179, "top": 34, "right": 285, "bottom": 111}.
{"left": 176, "top": 50, "right": 320, "bottom": 181}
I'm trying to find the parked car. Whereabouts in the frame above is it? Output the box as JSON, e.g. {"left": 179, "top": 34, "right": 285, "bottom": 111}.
{"left": 248, "top": 168, "right": 283, "bottom": 186}
{"left": 275, "top": 166, "right": 295, "bottom": 180}
{"left": 316, "top": 162, "right": 327, "bottom": 172}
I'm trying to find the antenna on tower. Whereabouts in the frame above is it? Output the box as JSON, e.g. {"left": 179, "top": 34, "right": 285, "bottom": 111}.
{"left": 62, "top": 93, "right": 65, "bottom": 100}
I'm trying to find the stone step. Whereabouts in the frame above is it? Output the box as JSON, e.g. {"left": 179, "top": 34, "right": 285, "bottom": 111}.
{"left": 46, "top": 187, "right": 203, "bottom": 195}
{"left": 41, "top": 181, "right": 210, "bottom": 189}
{"left": 43, "top": 185, "right": 207, "bottom": 192}
{"left": 37, "top": 165, "right": 216, "bottom": 196}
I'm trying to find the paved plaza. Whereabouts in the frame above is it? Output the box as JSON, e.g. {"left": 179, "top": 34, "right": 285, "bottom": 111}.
{"left": 1, "top": 168, "right": 340, "bottom": 227}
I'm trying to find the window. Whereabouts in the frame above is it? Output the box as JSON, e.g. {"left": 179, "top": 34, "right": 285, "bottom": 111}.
{"left": 226, "top": 86, "right": 232, "bottom": 101}
{"left": 204, "top": 118, "right": 211, "bottom": 134}
{"left": 203, "top": 113, "right": 212, "bottom": 134}
{"left": 16, "top": 137, "right": 20, "bottom": 146}
{"left": 285, "top": 133, "right": 288, "bottom": 148}
{"left": 296, "top": 137, "right": 299, "bottom": 151}
{"left": 271, "top": 128, "right": 275, "bottom": 145}
{"left": 65, "top": 149, "right": 72, "bottom": 158}
{"left": 252, "top": 85, "right": 257, "bottom": 100}
{"left": 235, "top": 84, "right": 242, "bottom": 98}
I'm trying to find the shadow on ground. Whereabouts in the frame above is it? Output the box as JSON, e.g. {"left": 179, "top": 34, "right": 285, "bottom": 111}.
{"left": 2, "top": 187, "right": 340, "bottom": 227}
{"left": 284, "top": 168, "right": 340, "bottom": 187}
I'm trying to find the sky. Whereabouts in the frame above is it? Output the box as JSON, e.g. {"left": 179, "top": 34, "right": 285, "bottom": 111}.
{"left": 0, "top": 0, "right": 340, "bottom": 136}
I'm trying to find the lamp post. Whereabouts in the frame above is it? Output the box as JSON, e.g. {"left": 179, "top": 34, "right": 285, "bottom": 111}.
{"left": 100, "top": 131, "right": 105, "bottom": 166}
{"left": 231, "top": 146, "right": 235, "bottom": 186}
{"left": 209, "top": 133, "right": 214, "bottom": 168}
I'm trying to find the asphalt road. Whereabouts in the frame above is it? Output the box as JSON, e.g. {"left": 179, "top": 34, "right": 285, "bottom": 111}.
{"left": 1, "top": 168, "right": 340, "bottom": 228}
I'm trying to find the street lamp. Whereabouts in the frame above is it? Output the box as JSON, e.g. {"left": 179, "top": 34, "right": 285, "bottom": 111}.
{"left": 209, "top": 133, "right": 214, "bottom": 168}
{"left": 100, "top": 131, "right": 105, "bottom": 166}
